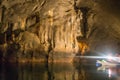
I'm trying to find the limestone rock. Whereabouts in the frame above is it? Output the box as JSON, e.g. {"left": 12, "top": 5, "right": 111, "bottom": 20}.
{"left": 0, "top": 0, "right": 81, "bottom": 62}
{"left": 1, "top": 0, "right": 120, "bottom": 62}
{"left": 75, "top": 0, "right": 120, "bottom": 55}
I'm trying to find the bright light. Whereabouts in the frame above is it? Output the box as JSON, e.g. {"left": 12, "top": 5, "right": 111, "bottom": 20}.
{"left": 108, "top": 69, "right": 112, "bottom": 78}
{"left": 107, "top": 55, "right": 113, "bottom": 60}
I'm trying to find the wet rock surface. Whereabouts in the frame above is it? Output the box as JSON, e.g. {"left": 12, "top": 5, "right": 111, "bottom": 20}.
{"left": 0, "top": 0, "right": 120, "bottom": 62}
{"left": 0, "top": 0, "right": 80, "bottom": 62}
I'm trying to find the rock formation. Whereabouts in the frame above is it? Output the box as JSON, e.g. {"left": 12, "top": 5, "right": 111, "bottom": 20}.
{"left": 0, "top": 0, "right": 120, "bottom": 62}
{"left": 0, "top": 0, "right": 81, "bottom": 62}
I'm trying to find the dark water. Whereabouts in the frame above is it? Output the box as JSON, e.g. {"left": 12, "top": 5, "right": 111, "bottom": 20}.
{"left": 0, "top": 62, "right": 120, "bottom": 80}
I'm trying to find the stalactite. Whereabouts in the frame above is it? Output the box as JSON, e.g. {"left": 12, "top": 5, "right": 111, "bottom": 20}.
{"left": 79, "top": 7, "right": 90, "bottom": 38}
{"left": 1, "top": 6, "right": 5, "bottom": 23}
{"left": 6, "top": 22, "right": 13, "bottom": 42}
{"left": 77, "top": 7, "right": 90, "bottom": 54}
{"left": 73, "top": 0, "right": 91, "bottom": 55}
{"left": 0, "top": 8, "right": 2, "bottom": 23}
{"left": 53, "top": 26, "right": 57, "bottom": 49}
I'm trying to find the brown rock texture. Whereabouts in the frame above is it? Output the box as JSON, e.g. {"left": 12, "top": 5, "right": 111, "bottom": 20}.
{"left": 0, "top": 0, "right": 120, "bottom": 62}
{"left": 0, "top": 0, "right": 81, "bottom": 62}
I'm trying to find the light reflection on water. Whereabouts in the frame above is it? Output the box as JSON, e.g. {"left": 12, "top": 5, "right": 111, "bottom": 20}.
{"left": 0, "top": 62, "right": 120, "bottom": 80}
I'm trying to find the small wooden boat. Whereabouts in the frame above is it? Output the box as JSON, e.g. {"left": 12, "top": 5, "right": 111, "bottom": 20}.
{"left": 96, "top": 60, "right": 119, "bottom": 67}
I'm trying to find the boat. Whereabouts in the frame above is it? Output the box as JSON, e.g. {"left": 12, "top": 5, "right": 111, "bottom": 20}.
{"left": 96, "top": 60, "right": 120, "bottom": 67}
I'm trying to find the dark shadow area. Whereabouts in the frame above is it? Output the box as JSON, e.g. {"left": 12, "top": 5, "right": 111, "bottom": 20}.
{"left": 74, "top": 63, "right": 111, "bottom": 80}
{"left": 0, "top": 61, "right": 120, "bottom": 80}
{"left": 0, "top": 63, "right": 18, "bottom": 80}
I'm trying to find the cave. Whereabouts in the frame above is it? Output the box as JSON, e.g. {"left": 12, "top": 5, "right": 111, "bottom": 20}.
{"left": 0, "top": 0, "right": 120, "bottom": 63}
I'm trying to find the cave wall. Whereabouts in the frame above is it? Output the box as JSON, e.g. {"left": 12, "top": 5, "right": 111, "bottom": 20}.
{"left": 0, "top": 0, "right": 82, "bottom": 62}
{"left": 75, "top": 0, "right": 120, "bottom": 55}
{"left": 0, "top": 0, "right": 120, "bottom": 62}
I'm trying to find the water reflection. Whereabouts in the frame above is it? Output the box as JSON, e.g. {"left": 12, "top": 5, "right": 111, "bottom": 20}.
{"left": 0, "top": 62, "right": 120, "bottom": 80}
{"left": 97, "top": 65, "right": 120, "bottom": 80}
